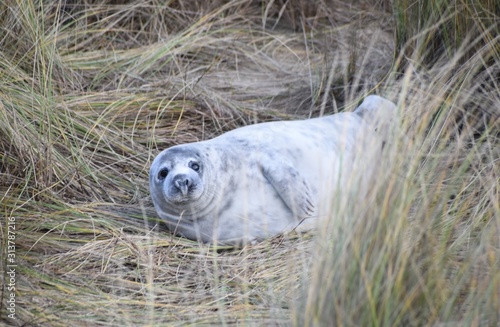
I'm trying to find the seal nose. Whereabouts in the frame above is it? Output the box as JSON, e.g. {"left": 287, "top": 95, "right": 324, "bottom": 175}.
{"left": 174, "top": 175, "right": 191, "bottom": 196}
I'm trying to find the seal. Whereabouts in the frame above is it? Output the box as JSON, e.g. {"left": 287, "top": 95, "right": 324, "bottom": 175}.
{"left": 149, "top": 95, "right": 397, "bottom": 244}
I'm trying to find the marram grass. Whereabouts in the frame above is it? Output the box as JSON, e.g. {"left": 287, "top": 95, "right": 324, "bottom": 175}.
{"left": 1, "top": 1, "right": 498, "bottom": 326}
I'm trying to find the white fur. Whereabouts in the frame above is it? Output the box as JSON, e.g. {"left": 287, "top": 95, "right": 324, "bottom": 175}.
{"left": 150, "top": 95, "right": 397, "bottom": 244}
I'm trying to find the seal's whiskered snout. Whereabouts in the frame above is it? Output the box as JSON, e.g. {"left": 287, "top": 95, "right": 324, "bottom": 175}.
{"left": 174, "top": 174, "right": 192, "bottom": 196}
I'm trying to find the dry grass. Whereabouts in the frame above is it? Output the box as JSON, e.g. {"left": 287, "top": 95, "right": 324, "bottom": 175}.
{"left": 1, "top": 0, "right": 498, "bottom": 326}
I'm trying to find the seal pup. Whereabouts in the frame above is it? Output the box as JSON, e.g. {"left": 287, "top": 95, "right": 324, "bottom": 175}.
{"left": 150, "top": 95, "right": 397, "bottom": 244}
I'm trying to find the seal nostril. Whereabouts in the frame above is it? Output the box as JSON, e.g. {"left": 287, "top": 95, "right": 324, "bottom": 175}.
{"left": 174, "top": 175, "right": 191, "bottom": 196}
{"left": 175, "top": 178, "right": 189, "bottom": 188}
{"left": 174, "top": 176, "right": 191, "bottom": 188}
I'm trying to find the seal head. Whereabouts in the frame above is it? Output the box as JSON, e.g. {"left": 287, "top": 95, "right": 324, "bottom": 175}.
{"left": 150, "top": 145, "right": 216, "bottom": 220}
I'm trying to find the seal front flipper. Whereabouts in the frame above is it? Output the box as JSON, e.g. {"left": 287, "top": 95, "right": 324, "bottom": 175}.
{"left": 354, "top": 95, "right": 398, "bottom": 150}
{"left": 260, "top": 158, "right": 315, "bottom": 219}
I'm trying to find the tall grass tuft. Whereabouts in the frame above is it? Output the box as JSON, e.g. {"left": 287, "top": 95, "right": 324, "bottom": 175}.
{"left": 393, "top": 0, "right": 499, "bottom": 68}
{"left": 1, "top": 0, "right": 498, "bottom": 326}
{"left": 295, "top": 1, "right": 499, "bottom": 324}
{"left": 294, "top": 61, "right": 499, "bottom": 325}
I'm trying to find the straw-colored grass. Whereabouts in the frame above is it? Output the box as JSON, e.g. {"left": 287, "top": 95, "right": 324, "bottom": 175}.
{"left": 1, "top": 0, "right": 498, "bottom": 326}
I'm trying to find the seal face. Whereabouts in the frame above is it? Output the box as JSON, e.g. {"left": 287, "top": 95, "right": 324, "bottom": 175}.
{"left": 150, "top": 145, "right": 219, "bottom": 224}
{"left": 149, "top": 95, "right": 398, "bottom": 244}
{"left": 152, "top": 147, "right": 204, "bottom": 205}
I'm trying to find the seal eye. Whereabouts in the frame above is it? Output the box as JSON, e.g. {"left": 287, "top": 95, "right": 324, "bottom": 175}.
{"left": 158, "top": 168, "right": 169, "bottom": 180}
{"left": 189, "top": 161, "right": 200, "bottom": 172}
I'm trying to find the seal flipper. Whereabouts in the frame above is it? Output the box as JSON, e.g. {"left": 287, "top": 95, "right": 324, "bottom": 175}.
{"left": 354, "top": 95, "right": 396, "bottom": 121}
{"left": 354, "top": 95, "right": 397, "bottom": 133}
{"left": 354, "top": 95, "right": 398, "bottom": 149}
{"left": 260, "top": 159, "right": 315, "bottom": 220}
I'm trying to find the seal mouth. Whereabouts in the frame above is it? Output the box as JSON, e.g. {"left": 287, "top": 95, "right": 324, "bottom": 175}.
{"left": 164, "top": 182, "right": 201, "bottom": 205}
{"left": 170, "top": 195, "right": 192, "bottom": 204}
